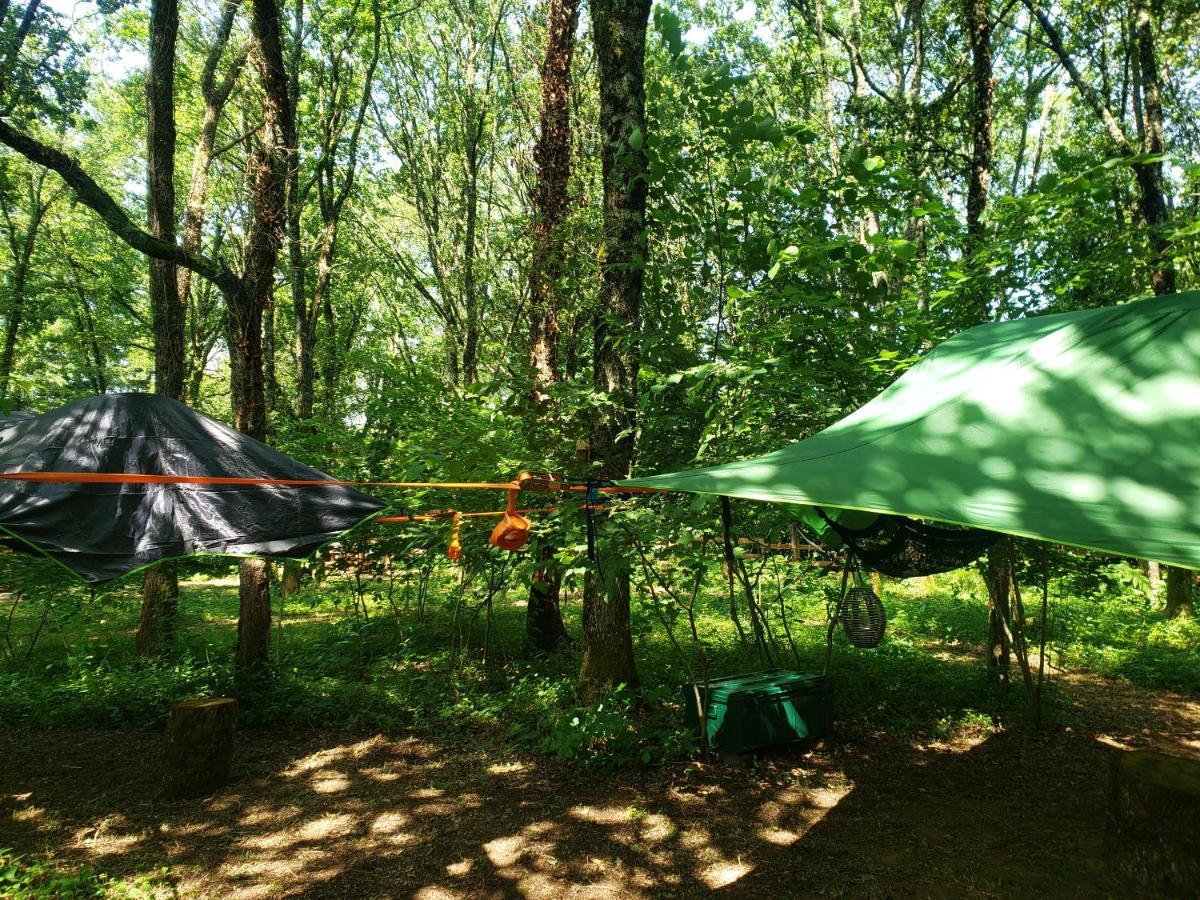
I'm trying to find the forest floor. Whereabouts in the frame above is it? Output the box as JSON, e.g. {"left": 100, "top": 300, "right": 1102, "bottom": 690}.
{"left": 2, "top": 566, "right": 1199, "bottom": 898}
{"left": 3, "top": 668, "right": 1198, "bottom": 898}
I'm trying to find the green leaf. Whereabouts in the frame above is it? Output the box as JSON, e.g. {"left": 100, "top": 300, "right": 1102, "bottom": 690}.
{"left": 628, "top": 127, "right": 644, "bottom": 151}
{"left": 891, "top": 239, "right": 918, "bottom": 262}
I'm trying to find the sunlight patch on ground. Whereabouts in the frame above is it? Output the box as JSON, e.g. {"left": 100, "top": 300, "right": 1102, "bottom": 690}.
{"left": 483, "top": 833, "right": 524, "bottom": 867}
{"left": 446, "top": 857, "right": 473, "bottom": 876}
{"left": 414, "top": 887, "right": 465, "bottom": 900}
{"left": 568, "top": 803, "right": 632, "bottom": 825}
{"left": 360, "top": 764, "right": 403, "bottom": 782}
{"left": 700, "top": 860, "right": 754, "bottom": 888}
{"left": 636, "top": 812, "right": 676, "bottom": 844}
{"left": 239, "top": 805, "right": 302, "bottom": 827}
{"left": 310, "top": 771, "right": 351, "bottom": 793}
{"left": 486, "top": 761, "right": 527, "bottom": 776}
{"left": 758, "top": 826, "right": 801, "bottom": 846}
{"left": 296, "top": 812, "right": 355, "bottom": 841}
{"left": 370, "top": 810, "right": 410, "bottom": 834}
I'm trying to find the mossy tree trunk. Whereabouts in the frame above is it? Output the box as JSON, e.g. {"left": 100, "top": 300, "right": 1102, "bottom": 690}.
{"left": 138, "top": 0, "right": 183, "bottom": 658}
{"left": 525, "top": 0, "right": 580, "bottom": 653}
{"left": 578, "top": 0, "right": 651, "bottom": 700}
{"left": 232, "top": 0, "right": 295, "bottom": 674}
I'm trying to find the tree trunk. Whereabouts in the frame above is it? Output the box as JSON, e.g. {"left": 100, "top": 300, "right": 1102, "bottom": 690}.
{"left": 136, "top": 561, "right": 178, "bottom": 657}
{"left": 235, "top": 557, "right": 273, "bottom": 670}
{"left": 1129, "top": 0, "right": 1185, "bottom": 607}
{"left": 176, "top": 0, "right": 243, "bottom": 311}
{"left": 0, "top": 170, "right": 50, "bottom": 398}
{"left": 1165, "top": 566, "right": 1193, "bottom": 618}
{"left": 527, "top": 544, "right": 570, "bottom": 651}
{"left": 230, "top": 0, "right": 296, "bottom": 673}
{"left": 525, "top": 0, "right": 580, "bottom": 652}
{"left": 281, "top": 560, "right": 302, "bottom": 597}
{"left": 984, "top": 538, "right": 1012, "bottom": 680}
{"left": 1132, "top": 0, "right": 1173, "bottom": 295}
{"left": 578, "top": 0, "right": 651, "bottom": 699}
{"left": 138, "top": 0, "right": 183, "bottom": 657}
{"left": 461, "top": 127, "right": 481, "bottom": 385}
{"left": 146, "top": 0, "right": 183, "bottom": 401}
{"left": 963, "top": 0, "right": 993, "bottom": 323}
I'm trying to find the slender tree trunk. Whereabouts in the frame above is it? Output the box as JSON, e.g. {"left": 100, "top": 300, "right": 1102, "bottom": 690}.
{"left": 233, "top": 0, "right": 296, "bottom": 671}
{"left": 579, "top": 0, "right": 651, "bottom": 699}
{"left": 963, "top": 0, "right": 994, "bottom": 323}
{"left": 525, "top": 0, "right": 580, "bottom": 653}
{"left": 137, "top": 0, "right": 182, "bottom": 658}
{"left": 0, "top": 173, "right": 48, "bottom": 399}
{"left": 1132, "top": 0, "right": 1174, "bottom": 296}
{"left": 146, "top": 0, "right": 183, "bottom": 401}
{"left": 461, "top": 132, "right": 481, "bottom": 385}
{"left": 176, "top": 0, "right": 242, "bottom": 309}
{"left": 1129, "top": 1, "right": 1187, "bottom": 612}
{"left": 984, "top": 539, "right": 1012, "bottom": 680}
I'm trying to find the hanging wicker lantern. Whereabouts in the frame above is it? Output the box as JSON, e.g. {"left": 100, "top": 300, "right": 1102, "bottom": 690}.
{"left": 838, "top": 586, "right": 887, "bottom": 648}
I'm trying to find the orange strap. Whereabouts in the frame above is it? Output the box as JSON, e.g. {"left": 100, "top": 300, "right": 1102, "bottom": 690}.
{"left": 0, "top": 471, "right": 519, "bottom": 490}
{"left": 0, "top": 471, "right": 662, "bottom": 493}
{"left": 378, "top": 506, "right": 555, "bottom": 524}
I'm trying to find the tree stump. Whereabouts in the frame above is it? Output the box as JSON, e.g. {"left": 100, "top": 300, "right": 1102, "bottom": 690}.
{"left": 1106, "top": 749, "right": 1200, "bottom": 894}
{"left": 162, "top": 698, "right": 238, "bottom": 799}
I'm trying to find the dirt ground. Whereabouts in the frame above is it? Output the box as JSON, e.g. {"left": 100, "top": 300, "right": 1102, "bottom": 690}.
{"left": 2, "top": 671, "right": 1198, "bottom": 899}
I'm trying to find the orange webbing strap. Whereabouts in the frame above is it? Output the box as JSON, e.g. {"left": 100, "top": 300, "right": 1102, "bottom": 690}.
{"left": 377, "top": 507, "right": 554, "bottom": 523}
{"left": 0, "top": 471, "right": 664, "bottom": 494}
{"left": 0, "top": 472, "right": 520, "bottom": 490}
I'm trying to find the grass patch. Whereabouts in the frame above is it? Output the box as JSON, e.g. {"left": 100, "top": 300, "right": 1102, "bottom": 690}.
{"left": 1, "top": 556, "right": 1197, "bottom": 767}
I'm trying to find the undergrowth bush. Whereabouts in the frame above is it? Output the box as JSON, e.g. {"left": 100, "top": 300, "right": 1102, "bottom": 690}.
{"left": 0, "top": 556, "right": 1197, "bottom": 766}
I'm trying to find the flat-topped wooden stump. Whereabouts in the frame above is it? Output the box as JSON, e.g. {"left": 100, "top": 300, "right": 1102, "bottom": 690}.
{"left": 1106, "top": 748, "right": 1200, "bottom": 894}
{"left": 162, "top": 697, "right": 238, "bottom": 800}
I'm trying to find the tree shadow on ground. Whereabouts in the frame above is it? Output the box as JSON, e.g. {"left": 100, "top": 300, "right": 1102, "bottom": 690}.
{"left": 4, "top": 681, "right": 1196, "bottom": 899}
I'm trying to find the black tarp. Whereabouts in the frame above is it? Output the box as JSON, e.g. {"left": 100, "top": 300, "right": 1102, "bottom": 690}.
{"left": 0, "top": 393, "right": 386, "bottom": 582}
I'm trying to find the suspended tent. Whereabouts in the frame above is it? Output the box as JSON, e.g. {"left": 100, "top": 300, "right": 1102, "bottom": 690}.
{"left": 623, "top": 292, "right": 1200, "bottom": 573}
{"left": 0, "top": 393, "right": 385, "bottom": 582}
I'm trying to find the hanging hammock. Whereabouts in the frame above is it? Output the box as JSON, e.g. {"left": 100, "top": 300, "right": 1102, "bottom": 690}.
{"left": 817, "top": 509, "right": 1000, "bottom": 578}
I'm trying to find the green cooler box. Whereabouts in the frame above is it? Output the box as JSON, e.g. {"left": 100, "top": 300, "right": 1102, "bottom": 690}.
{"left": 683, "top": 669, "right": 832, "bottom": 753}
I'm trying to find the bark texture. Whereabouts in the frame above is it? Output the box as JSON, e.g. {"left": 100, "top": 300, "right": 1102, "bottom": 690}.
{"left": 146, "top": 0, "right": 183, "bottom": 400}
{"left": 1106, "top": 749, "right": 1200, "bottom": 892}
{"left": 235, "top": 557, "right": 273, "bottom": 670}
{"left": 1165, "top": 567, "right": 1193, "bottom": 618}
{"left": 162, "top": 698, "right": 238, "bottom": 799}
{"left": 136, "top": 562, "right": 178, "bottom": 658}
{"left": 525, "top": 0, "right": 580, "bottom": 653}
{"left": 0, "top": 168, "right": 51, "bottom": 398}
{"left": 137, "top": 0, "right": 183, "bottom": 658}
{"left": 963, "top": 0, "right": 993, "bottom": 322}
{"left": 230, "top": 0, "right": 296, "bottom": 670}
{"left": 579, "top": 0, "right": 651, "bottom": 698}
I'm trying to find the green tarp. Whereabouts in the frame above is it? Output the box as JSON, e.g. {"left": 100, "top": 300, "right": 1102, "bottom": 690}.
{"left": 623, "top": 292, "right": 1200, "bottom": 571}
